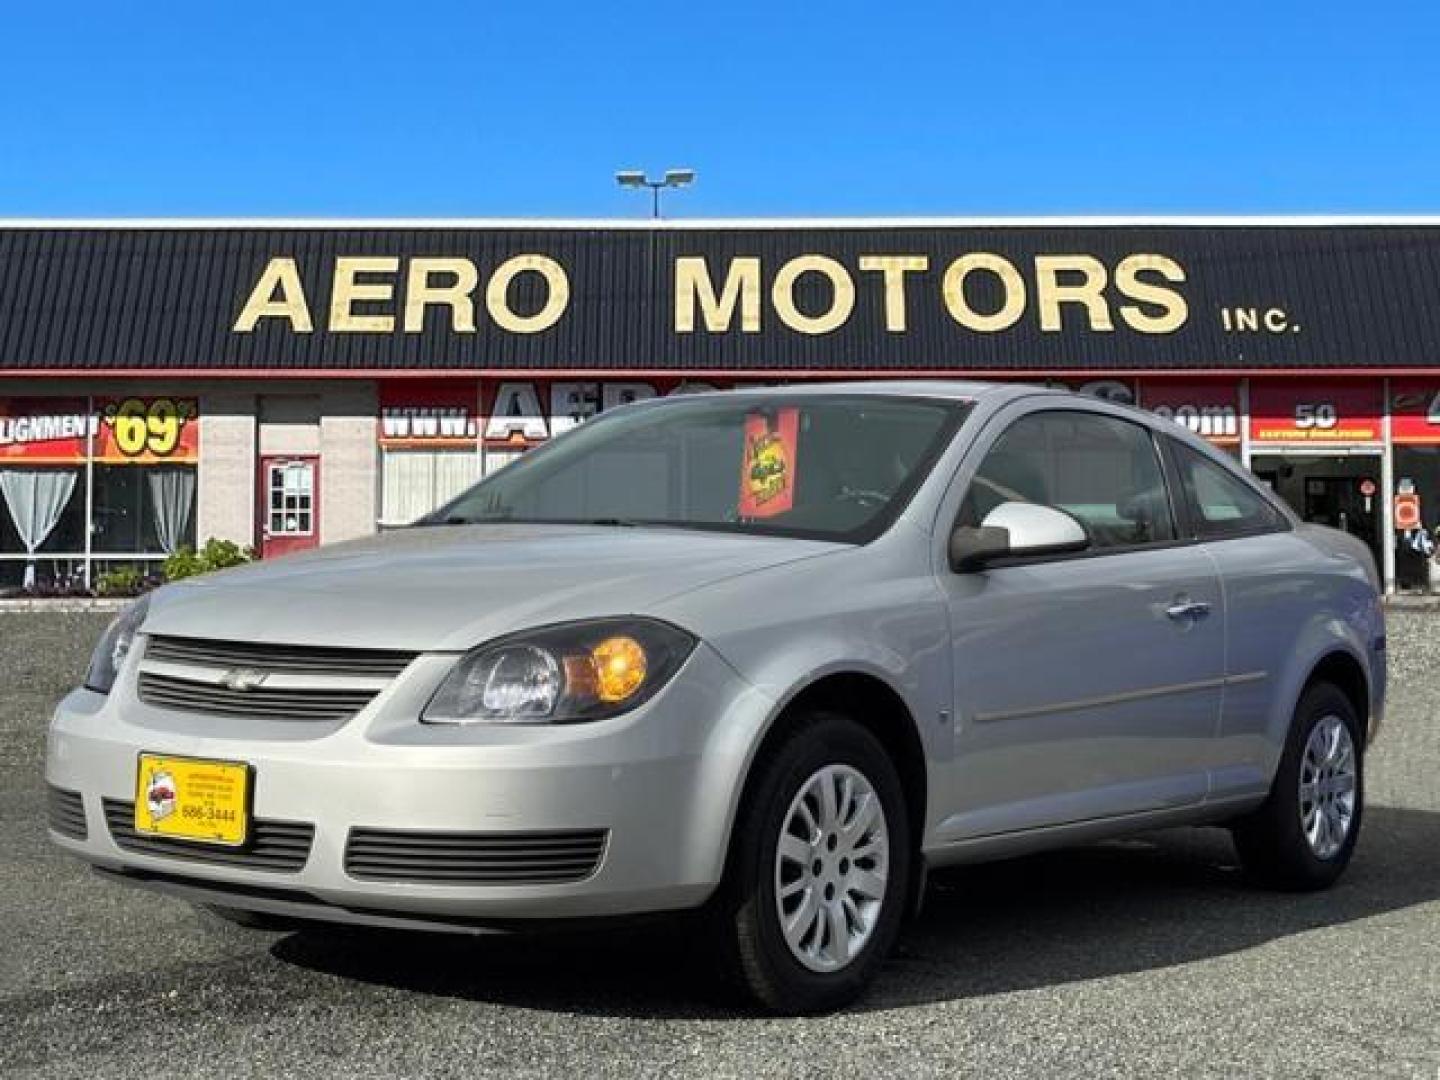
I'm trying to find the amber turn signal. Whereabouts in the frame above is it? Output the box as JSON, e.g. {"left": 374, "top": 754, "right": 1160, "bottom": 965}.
{"left": 591, "top": 635, "right": 648, "bottom": 703}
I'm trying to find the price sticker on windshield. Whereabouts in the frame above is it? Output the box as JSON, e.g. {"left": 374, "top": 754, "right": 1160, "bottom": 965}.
{"left": 739, "top": 408, "right": 800, "bottom": 518}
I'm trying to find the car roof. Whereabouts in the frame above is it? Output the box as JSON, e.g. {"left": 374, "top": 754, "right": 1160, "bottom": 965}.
{"left": 705, "top": 379, "right": 1062, "bottom": 404}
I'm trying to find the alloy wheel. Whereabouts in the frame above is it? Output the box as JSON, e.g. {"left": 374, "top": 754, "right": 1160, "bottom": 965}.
{"left": 1298, "top": 713, "right": 1358, "bottom": 860}
{"left": 773, "top": 763, "right": 890, "bottom": 973}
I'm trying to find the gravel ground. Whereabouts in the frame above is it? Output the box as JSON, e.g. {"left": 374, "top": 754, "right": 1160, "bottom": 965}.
{"left": 2, "top": 611, "right": 1438, "bottom": 1079}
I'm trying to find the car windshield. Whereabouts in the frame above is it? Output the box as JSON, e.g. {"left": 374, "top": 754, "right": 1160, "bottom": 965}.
{"left": 426, "top": 393, "right": 970, "bottom": 542}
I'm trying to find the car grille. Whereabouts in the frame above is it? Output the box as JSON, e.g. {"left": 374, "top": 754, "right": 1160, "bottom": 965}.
{"left": 137, "top": 671, "right": 381, "bottom": 722}
{"left": 102, "top": 798, "right": 314, "bottom": 872}
{"left": 145, "top": 636, "right": 417, "bottom": 678}
{"left": 47, "top": 785, "right": 87, "bottom": 839}
{"left": 344, "top": 827, "right": 608, "bottom": 885}
{"left": 137, "top": 635, "right": 417, "bottom": 723}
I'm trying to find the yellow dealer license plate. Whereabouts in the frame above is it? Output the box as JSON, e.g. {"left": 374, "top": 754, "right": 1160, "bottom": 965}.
{"left": 134, "top": 754, "right": 250, "bottom": 846}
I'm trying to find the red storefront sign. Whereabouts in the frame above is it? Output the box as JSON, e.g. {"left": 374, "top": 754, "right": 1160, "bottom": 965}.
{"left": 0, "top": 398, "right": 94, "bottom": 462}
{"left": 1390, "top": 380, "right": 1440, "bottom": 444}
{"left": 1139, "top": 380, "right": 1241, "bottom": 444}
{"left": 97, "top": 397, "right": 200, "bottom": 463}
{"left": 379, "top": 381, "right": 480, "bottom": 448}
{"left": 1249, "top": 380, "right": 1383, "bottom": 444}
{"left": 0, "top": 397, "right": 199, "bottom": 463}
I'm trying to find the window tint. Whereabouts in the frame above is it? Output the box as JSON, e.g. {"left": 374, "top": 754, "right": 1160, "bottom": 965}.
{"left": 1170, "top": 440, "right": 1286, "bottom": 538}
{"left": 960, "top": 411, "right": 1175, "bottom": 549}
{"left": 435, "top": 395, "right": 968, "bottom": 543}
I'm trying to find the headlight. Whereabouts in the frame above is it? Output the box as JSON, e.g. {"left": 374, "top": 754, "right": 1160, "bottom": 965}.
{"left": 83, "top": 595, "right": 151, "bottom": 695}
{"left": 422, "top": 618, "right": 696, "bottom": 725}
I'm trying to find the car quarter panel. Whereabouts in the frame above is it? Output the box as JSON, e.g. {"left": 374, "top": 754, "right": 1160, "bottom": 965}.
{"left": 1205, "top": 527, "right": 1385, "bottom": 801}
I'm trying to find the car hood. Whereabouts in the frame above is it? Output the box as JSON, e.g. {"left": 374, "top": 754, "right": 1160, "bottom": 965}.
{"left": 142, "top": 524, "right": 841, "bottom": 652}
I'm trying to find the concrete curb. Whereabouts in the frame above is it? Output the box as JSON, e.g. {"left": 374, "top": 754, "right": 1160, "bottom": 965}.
{"left": 0, "top": 598, "right": 132, "bottom": 614}
{"left": 1386, "top": 595, "right": 1440, "bottom": 611}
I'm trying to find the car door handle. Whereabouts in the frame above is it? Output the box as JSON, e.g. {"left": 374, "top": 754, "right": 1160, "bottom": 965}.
{"left": 1166, "top": 599, "right": 1212, "bottom": 621}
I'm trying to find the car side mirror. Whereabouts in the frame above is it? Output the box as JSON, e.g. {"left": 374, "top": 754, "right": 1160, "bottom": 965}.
{"left": 949, "top": 502, "right": 1090, "bottom": 572}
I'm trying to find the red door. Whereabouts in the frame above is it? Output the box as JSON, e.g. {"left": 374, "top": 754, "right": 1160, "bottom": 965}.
{"left": 258, "top": 455, "right": 320, "bottom": 558}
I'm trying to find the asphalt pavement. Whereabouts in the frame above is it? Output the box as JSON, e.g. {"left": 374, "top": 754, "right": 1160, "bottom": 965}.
{"left": 2, "top": 610, "right": 1437, "bottom": 1079}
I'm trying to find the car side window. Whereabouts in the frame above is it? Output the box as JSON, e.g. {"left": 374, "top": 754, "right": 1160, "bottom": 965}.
{"left": 958, "top": 410, "right": 1176, "bottom": 549}
{"left": 1168, "top": 439, "right": 1286, "bottom": 539}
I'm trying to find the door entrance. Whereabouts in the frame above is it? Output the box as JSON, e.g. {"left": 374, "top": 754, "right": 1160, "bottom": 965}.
{"left": 1250, "top": 453, "right": 1382, "bottom": 569}
{"left": 258, "top": 455, "right": 320, "bottom": 558}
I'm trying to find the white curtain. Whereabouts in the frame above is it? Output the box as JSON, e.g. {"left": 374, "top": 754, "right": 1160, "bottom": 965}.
{"left": 381, "top": 450, "right": 483, "bottom": 525}
{"left": 0, "top": 469, "right": 78, "bottom": 587}
{"left": 147, "top": 468, "right": 196, "bottom": 554}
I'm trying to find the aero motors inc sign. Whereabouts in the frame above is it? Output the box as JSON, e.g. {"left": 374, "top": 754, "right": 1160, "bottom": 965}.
{"left": 1, "top": 224, "right": 1434, "bottom": 373}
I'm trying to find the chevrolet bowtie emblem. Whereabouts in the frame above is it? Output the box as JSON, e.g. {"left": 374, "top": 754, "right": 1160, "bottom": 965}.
{"left": 218, "top": 667, "right": 269, "bottom": 692}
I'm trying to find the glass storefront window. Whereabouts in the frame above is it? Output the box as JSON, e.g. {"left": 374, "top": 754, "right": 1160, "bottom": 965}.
{"left": 0, "top": 396, "right": 199, "bottom": 593}
{"left": 0, "top": 466, "right": 87, "bottom": 588}
{"left": 91, "top": 464, "right": 198, "bottom": 554}
{"left": 1250, "top": 453, "right": 1385, "bottom": 574}
{"left": 1394, "top": 446, "right": 1440, "bottom": 593}
{"left": 0, "top": 468, "right": 85, "bottom": 555}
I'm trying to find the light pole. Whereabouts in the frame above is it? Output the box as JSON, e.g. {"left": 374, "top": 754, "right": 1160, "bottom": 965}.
{"left": 615, "top": 168, "right": 696, "bottom": 218}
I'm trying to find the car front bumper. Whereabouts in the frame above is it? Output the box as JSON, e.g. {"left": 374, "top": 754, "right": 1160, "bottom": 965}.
{"left": 45, "top": 640, "right": 772, "bottom": 925}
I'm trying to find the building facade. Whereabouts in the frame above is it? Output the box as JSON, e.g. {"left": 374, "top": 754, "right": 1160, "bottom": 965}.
{"left": 3, "top": 218, "right": 1440, "bottom": 593}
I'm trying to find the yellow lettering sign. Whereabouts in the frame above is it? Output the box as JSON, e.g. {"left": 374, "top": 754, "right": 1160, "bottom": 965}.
{"left": 330, "top": 256, "right": 399, "bottom": 333}
{"left": 858, "top": 255, "right": 928, "bottom": 332}
{"left": 1116, "top": 254, "right": 1187, "bottom": 333}
{"left": 1035, "top": 255, "right": 1113, "bottom": 333}
{"left": 942, "top": 253, "right": 1026, "bottom": 332}
{"left": 403, "top": 257, "right": 479, "bottom": 333}
{"left": 233, "top": 257, "right": 313, "bottom": 332}
{"left": 486, "top": 255, "right": 569, "bottom": 334}
{"left": 675, "top": 256, "right": 762, "bottom": 333}
{"left": 772, "top": 255, "right": 854, "bottom": 335}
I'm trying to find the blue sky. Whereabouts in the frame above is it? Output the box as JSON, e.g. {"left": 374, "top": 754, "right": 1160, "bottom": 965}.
{"left": 1, "top": 1, "right": 1436, "bottom": 216}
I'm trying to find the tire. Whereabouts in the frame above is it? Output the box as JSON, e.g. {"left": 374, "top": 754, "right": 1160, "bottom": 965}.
{"left": 1231, "top": 681, "right": 1364, "bottom": 891}
{"left": 712, "top": 711, "right": 911, "bottom": 1014}
{"left": 198, "top": 903, "right": 304, "bottom": 931}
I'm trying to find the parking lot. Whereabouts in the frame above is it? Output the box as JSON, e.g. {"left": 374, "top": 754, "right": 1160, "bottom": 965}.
{"left": 2, "top": 610, "right": 1437, "bottom": 1079}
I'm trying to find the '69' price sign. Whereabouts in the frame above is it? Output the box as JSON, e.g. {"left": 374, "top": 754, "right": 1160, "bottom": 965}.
{"left": 97, "top": 397, "right": 200, "bottom": 463}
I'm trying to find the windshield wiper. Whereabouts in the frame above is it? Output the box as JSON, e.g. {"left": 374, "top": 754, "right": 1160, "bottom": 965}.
{"left": 417, "top": 514, "right": 647, "bottom": 528}
{"left": 416, "top": 512, "right": 512, "bottom": 526}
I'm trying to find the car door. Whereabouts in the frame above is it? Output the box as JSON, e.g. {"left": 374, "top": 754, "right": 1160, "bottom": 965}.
{"left": 933, "top": 405, "right": 1226, "bottom": 842}
{"left": 1162, "top": 435, "right": 1312, "bottom": 803}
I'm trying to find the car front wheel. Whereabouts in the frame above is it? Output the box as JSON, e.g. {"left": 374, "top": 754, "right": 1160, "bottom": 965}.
{"left": 1232, "top": 681, "right": 1364, "bottom": 891}
{"left": 714, "top": 711, "right": 911, "bottom": 1014}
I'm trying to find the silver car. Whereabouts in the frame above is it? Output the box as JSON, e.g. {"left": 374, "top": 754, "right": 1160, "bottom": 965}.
{"left": 46, "top": 382, "right": 1385, "bottom": 1013}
